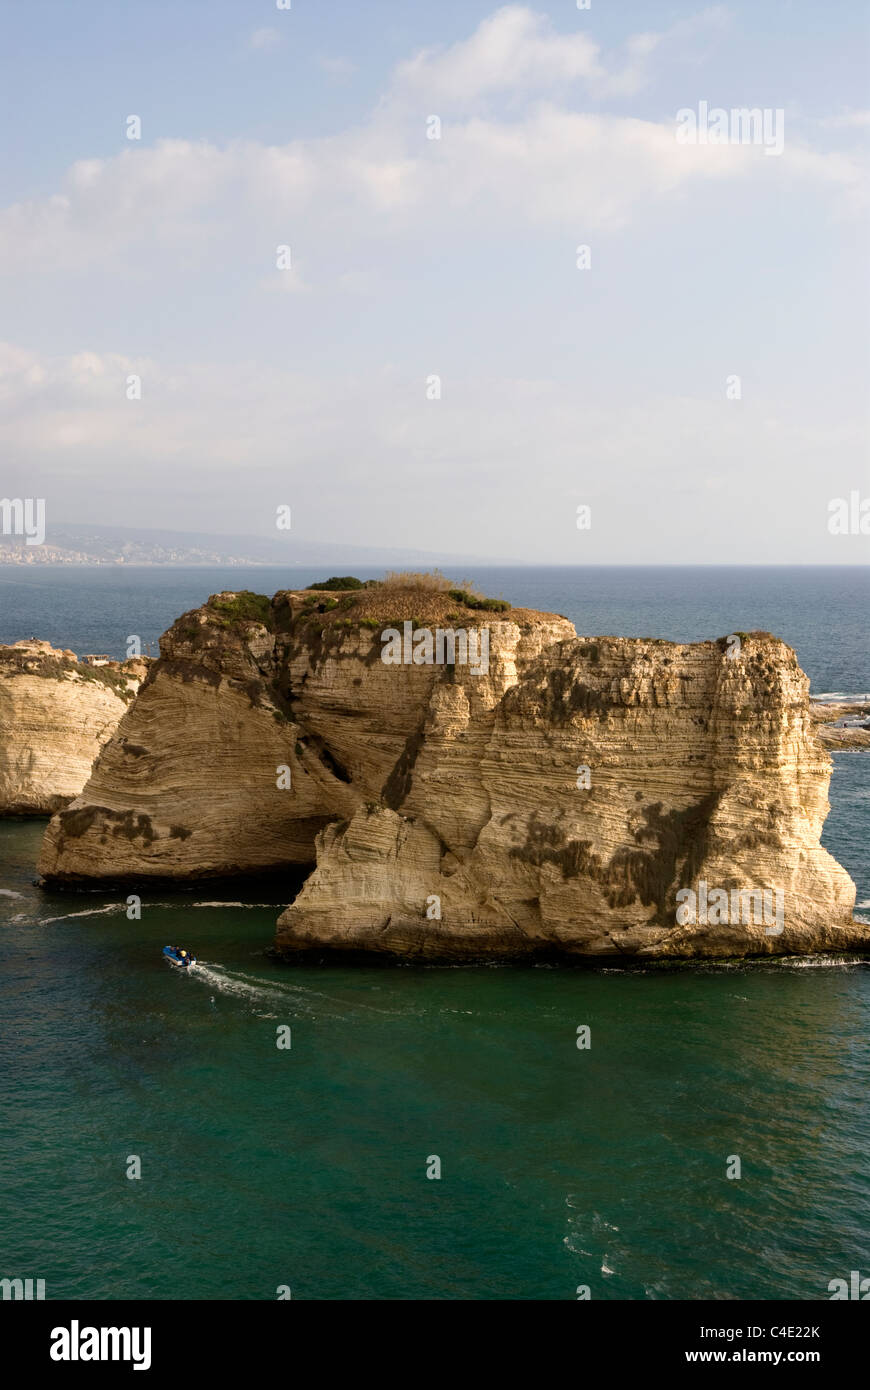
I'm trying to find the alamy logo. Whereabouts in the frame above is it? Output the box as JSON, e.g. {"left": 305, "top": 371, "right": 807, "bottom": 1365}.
{"left": 0, "top": 497, "right": 45, "bottom": 546}
{"left": 676, "top": 881, "right": 784, "bottom": 935}
{"left": 675, "top": 102, "right": 785, "bottom": 156}
{"left": 828, "top": 491, "right": 870, "bottom": 535}
{"left": 381, "top": 621, "right": 490, "bottom": 675}
{"left": 50, "top": 1321, "right": 152, "bottom": 1371}
{"left": 828, "top": 1270, "right": 870, "bottom": 1300}
{"left": 0, "top": 1276, "right": 44, "bottom": 1299}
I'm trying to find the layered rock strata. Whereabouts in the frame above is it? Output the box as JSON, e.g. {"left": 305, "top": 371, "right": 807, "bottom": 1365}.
{"left": 0, "top": 641, "right": 142, "bottom": 814}
{"left": 278, "top": 633, "right": 861, "bottom": 959}
{"left": 39, "top": 589, "right": 570, "bottom": 885}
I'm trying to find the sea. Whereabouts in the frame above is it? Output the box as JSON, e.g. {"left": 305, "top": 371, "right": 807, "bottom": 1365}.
{"left": 0, "top": 565, "right": 868, "bottom": 1300}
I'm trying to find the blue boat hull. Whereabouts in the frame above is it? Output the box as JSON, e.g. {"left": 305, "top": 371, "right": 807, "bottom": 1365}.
{"left": 163, "top": 946, "right": 197, "bottom": 968}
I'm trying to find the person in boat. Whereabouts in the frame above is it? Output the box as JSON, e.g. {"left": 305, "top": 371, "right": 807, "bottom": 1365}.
{"left": 179, "top": 949, "right": 188, "bottom": 965}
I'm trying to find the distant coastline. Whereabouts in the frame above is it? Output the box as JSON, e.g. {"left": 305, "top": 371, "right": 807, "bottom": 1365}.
{"left": 0, "top": 524, "right": 517, "bottom": 570}
{"left": 0, "top": 551, "right": 274, "bottom": 567}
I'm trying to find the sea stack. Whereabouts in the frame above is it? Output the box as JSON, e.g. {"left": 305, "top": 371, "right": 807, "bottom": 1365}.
{"left": 0, "top": 641, "right": 142, "bottom": 815}
{"left": 37, "top": 587, "right": 865, "bottom": 960}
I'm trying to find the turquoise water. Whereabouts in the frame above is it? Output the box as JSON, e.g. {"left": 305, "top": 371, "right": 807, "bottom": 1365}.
{"left": 1, "top": 567, "right": 868, "bottom": 1299}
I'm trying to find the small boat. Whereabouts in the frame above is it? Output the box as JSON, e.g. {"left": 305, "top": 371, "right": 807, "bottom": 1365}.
{"left": 163, "top": 945, "right": 197, "bottom": 969}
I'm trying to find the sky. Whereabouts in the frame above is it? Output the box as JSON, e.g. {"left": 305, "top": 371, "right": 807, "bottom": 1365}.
{"left": 0, "top": 0, "right": 868, "bottom": 563}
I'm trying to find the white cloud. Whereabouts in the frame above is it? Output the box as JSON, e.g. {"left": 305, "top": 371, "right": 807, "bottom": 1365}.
{"left": 0, "top": 106, "right": 862, "bottom": 281}
{"left": 391, "top": 5, "right": 606, "bottom": 106}
{"left": 0, "top": 7, "right": 864, "bottom": 564}
{"left": 0, "top": 5, "right": 863, "bottom": 281}
{"left": 249, "top": 27, "right": 282, "bottom": 52}
{"left": 388, "top": 4, "right": 730, "bottom": 109}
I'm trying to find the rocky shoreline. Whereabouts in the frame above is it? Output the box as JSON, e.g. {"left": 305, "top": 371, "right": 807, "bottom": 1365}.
{"left": 811, "top": 700, "right": 870, "bottom": 751}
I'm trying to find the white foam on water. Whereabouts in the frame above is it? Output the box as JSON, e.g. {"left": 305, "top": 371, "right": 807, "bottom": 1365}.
{"left": 27, "top": 900, "right": 275, "bottom": 927}
{"left": 189, "top": 961, "right": 427, "bottom": 1022}
{"left": 812, "top": 692, "right": 870, "bottom": 704}
{"left": 0, "top": 889, "right": 24, "bottom": 898}
{"left": 189, "top": 962, "right": 351, "bottom": 1020}
{"left": 561, "top": 1235, "right": 592, "bottom": 1257}
{"left": 39, "top": 903, "right": 125, "bottom": 925}
{"left": 190, "top": 902, "right": 279, "bottom": 909}
{"left": 192, "top": 963, "right": 292, "bottom": 1004}
{"left": 777, "top": 955, "right": 864, "bottom": 969}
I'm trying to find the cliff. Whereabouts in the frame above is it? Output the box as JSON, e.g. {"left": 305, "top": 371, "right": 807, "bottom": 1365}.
{"left": 37, "top": 587, "right": 571, "bottom": 883}
{"left": 37, "top": 588, "right": 866, "bottom": 960}
{"left": 0, "top": 641, "right": 142, "bottom": 814}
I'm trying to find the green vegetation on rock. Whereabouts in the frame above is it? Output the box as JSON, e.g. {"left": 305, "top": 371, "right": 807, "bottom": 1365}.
{"left": 305, "top": 577, "right": 366, "bottom": 591}
{"left": 447, "top": 589, "right": 511, "bottom": 612}
{"left": 209, "top": 592, "right": 273, "bottom": 628}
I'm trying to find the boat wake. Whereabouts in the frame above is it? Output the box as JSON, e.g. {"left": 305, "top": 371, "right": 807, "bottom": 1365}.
{"left": 186, "top": 961, "right": 365, "bottom": 1021}
{"left": 185, "top": 961, "right": 436, "bottom": 1022}
{"left": 187, "top": 962, "right": 308, "bottom": 1012}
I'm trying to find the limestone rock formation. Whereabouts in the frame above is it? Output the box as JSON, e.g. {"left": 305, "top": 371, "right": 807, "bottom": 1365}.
{"left": 0, "top": 641, "right": 142, "bottom": 814}
{"left": 37, "top": 588, "right": 866, "bottom": 960}
{"left": 39, "top": 588, "right": 569, "bottom": 885}
{"left": 278, "top": 633, "right": 862, "bottom": 959}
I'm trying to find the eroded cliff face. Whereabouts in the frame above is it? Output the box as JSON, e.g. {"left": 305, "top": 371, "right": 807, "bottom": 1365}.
{"left": 278, "top": 633, "right": 861, "bottom": 960}
{"left": 0, "top": 641, "right": 140, "bottom": 814}
{"left": 37, "top": 590, "right": 864, "bottom": 960}
{"left": 38, "top": 589, "right": 571, "bottom": 884}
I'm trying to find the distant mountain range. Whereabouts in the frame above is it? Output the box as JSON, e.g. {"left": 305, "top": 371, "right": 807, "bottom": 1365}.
{"left": 0, "top": 524, "right": 516, "bottom": 569}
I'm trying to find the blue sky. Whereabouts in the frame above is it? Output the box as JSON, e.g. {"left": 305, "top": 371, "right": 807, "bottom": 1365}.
{"left": 1, "top": 1, "right": 868, "bottom": 562}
